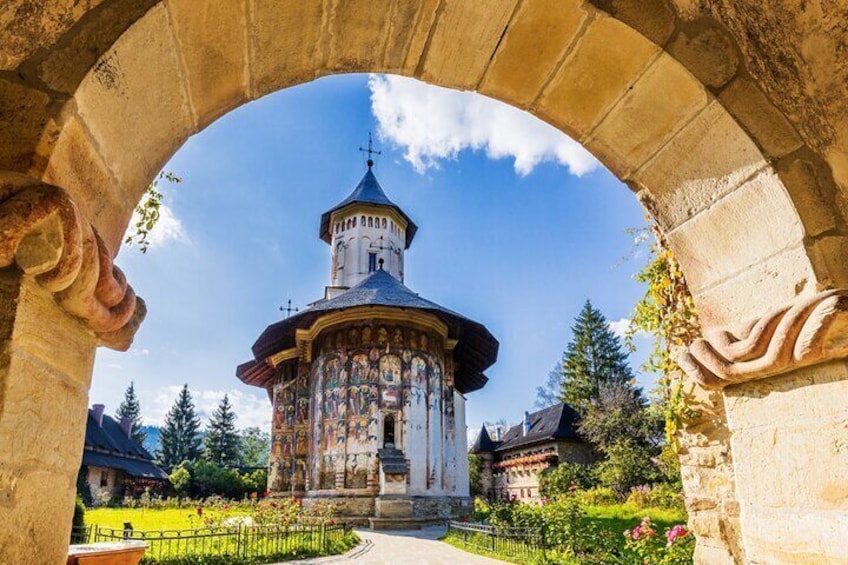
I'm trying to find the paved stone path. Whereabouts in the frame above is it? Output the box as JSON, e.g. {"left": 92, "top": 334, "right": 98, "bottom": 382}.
{"left": 287, "top": 526, "right": 509, "bottom": 565}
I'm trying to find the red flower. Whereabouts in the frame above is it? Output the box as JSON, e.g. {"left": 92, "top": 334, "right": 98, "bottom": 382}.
{"left": 196, "top": 507, "right": 203, "bottom": 517}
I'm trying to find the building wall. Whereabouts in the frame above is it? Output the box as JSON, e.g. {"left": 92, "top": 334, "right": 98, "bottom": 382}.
{"left": 268, "top": 319, "right": 464, "bottom": 499}
{"left": 86, "top": 466, "right": 123, "bottom": 504}
{"left": 491, "top": 440, "right": 595, "bottom": 503}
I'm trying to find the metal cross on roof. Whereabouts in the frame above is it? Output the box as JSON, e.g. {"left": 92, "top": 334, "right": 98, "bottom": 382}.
{"left": 279, "top": 299, "right": 299, "bottom": 318}
{"left": 359, "top": 132, "right": 381, "bottom": 167}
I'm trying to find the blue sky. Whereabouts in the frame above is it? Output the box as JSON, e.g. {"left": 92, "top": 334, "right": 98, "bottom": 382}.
{"left": 91, "top": 74, "right": 652, "bottom": 435}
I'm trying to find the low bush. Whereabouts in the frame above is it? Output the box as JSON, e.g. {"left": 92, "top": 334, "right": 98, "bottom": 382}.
{"left": 576, "top": 486, "right": 619, "bottom": 506}
{"left": 538, "top": 463, "right": 597, "bottom": 498}
{"left": 626, "top": 483, "right": 685, "bottom": 511}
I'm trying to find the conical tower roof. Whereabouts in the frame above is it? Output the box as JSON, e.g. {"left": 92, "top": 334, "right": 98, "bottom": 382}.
{"left": 319, "top": 165, "right": 418, "bottom": 248}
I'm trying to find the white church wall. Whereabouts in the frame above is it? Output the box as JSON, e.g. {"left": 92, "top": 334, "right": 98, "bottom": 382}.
{"left": 406, "top": 355, "right": 429, "bottom": 494}
{"left": 454, "top": 391, "right": 469, "bottom": 497}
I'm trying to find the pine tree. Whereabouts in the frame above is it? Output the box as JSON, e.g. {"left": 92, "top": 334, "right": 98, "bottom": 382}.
{"left": 204, "top": 395, "right": 240, "bottom": 467}
{"left": 116, "top": 382, "right": 147, "bottom": 445}
{"left": 157, "top": 384, "right": 202, "bottom": 471}
{"left": 539, "top": 300, "right": 634, "bottom": 414}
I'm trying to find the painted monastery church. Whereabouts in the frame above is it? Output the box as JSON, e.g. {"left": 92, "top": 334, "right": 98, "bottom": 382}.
{"left": 237, "top": 157, "right": 498, "bottom": 524}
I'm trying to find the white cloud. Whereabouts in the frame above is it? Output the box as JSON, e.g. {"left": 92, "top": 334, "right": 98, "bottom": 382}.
{"left": 146, "top": 385, "right": 271, "bottom": 430}
{"left": 125, "top": 203, "right": 189, "bottom": 250}
{"left": 609, "top": 318, "right": 631, "bottom": 339}
{"left": 368, "top": 74, "right": 599, "bottom": 177}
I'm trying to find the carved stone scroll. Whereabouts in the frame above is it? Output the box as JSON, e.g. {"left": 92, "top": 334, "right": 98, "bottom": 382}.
{"left": 0, "top": 174, "right": 145, "bottom": 350}
{"left": 678, "top": 289, "right": 848, "bottom": 389}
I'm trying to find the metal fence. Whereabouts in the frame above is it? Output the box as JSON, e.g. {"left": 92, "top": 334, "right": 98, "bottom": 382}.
{"left": 71, "top": 523, "right": 350, "bottom": 563}
{"left": 447, "top": 520, "right": 545, "bottom": 560}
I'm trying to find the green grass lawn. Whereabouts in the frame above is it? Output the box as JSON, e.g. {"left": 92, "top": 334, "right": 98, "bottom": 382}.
{"left": 583, "top": 502, "right": 686, "bottom": 533}
{"left": 85, "top": 507, "right": 250, "bottom": 531}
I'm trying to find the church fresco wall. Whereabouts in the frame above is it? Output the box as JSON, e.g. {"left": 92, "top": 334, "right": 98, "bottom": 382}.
{"left": 269, "top": 367, "right": 310, "bottom": 494}
{"left": 277, "top": 320, "right": 460, "bottom": 498}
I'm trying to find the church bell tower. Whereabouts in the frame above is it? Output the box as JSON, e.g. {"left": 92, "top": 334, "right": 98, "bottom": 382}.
{"left": 319, "top": 158, "right": 418, "bottom": 298}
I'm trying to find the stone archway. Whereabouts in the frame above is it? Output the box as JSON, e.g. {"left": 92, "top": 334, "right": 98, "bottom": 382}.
{"left": 1, "top": 2, "right": 847, "bottom": 563}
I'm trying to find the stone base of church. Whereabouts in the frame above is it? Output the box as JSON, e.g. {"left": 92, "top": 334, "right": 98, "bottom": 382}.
{"left": 300, "top": 494, "right": 471, "bottom": 526}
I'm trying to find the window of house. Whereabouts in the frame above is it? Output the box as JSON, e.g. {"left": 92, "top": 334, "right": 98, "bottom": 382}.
{"left": 368, "top": 253, "right": 377, "bottom": 273}
{"left": 100, "top": 471, "right": 108, "bottom": 487}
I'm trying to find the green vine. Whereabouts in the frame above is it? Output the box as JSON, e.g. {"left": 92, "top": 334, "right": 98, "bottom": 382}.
{"left": 626, "top": 224, "right": 701, "bottom": 449}
{"left": 125, "top": 171, "right": 182, "bottom": 253}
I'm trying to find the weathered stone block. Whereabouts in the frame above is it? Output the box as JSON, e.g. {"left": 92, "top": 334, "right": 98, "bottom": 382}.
{"left": 480, "top": 0, "right": 588, "bottom": 107}
{"left": 536, "top": 14, "right": 659, "bottom": 141}
{"left": 0, "top": 274, "right": 95, "bottom": 386}
{"left": 0, "top": 1, "right": 104, "bottom": 70}
{"left": 691, "top": 243, "right": 816, "bottom": 328}
{"left": 418, "top": 0, "right": 518, "bottom": 90}
{"left": 667, "top": 24, "right": 739, "bottom": 89}
{"left": 166, "top": 0, "right": 249, "bottom": 129}
{"left": 42, "top": 116, "right": 126, "bottom": 251}
{"left": 666, "top": 168, "right": 805, "bottom": 295}
{"left": 249, "top": 0, "right": 324, "bottom": 97}
{"left": 375, "top": 498, "right": 413, "bottom": 518}
{"left": 718, "top": 76, "right": 804, "bottom": 158}
{"left": 0, "top": 464, "right": 78, "bottom": 565}
{"left": 75, "top": 3, "right": 194, "bottom": 209}
{"left": 325, "top": 0, "right": 414, "bottom": 73}
{"left": 741, "top": 507, "right": 848, "bottom": 563}
{"left": 587, "top": 53, "right": 709, "bottom": 176}
{"left": 0, "top": 79, "right": 51, "bottom": 173}
{"left": 724, "top": 361, "right": 848, "bottom": 432}
{"left": 775, "top": 153, "right": 841, "bottom": 238}
{"left": 635, "top": 101, "right": 767, "bottom": 230}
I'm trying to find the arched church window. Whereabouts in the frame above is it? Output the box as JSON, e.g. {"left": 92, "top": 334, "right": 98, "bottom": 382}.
{"left": 353, "top": 217, "right": 357, "bottom": 227}
{"left": 361, "top": 215, "right": 366, "bottom": 225}
{"left": 381, "top": 218, "right": 387, "bottom": 229}
{"left": 368, "top": 217, "right": 373, "bottom": 228}
{"left": 383, "top": 414, "right": 396, "bottom": 448}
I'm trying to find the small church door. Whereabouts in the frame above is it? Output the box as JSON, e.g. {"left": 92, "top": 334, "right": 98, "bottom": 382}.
{"left": 383, "top": 414, "right": 396, "bottom": 448}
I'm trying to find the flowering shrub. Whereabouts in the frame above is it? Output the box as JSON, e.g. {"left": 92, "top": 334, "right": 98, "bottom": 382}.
{"left": 624, "top": 517, "right": 694, "bottom": 565}
{"left": 250, "top": 498, "right": 302, "bottom": 526}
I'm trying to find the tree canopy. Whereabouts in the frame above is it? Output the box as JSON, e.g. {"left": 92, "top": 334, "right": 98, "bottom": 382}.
{"left": 204, "top": 395, "right": 240, "bottom": 467}
{"left": 537, "top": 300, "right": 634, "bottom": 414}
{"left": 116, "top": 382, "right": 146, "bottom": 445}
{"left": 157, "top": 384, "right": 203, "bottom": 471}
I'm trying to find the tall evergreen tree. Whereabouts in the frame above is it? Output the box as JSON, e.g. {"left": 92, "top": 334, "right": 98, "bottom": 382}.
{"left": 157, "top": 384, "right": 202, "bottom": 471}
{"left": 537, "top": 300, "right": 634, "bottom": 414}
{"left": 204, "top": 395, "right": 240, "bottom": 467}
{"left": 116, "top": 382, "right": 146, "bottom": 445}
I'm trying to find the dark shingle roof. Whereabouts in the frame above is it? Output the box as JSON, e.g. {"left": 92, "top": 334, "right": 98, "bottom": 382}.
{"left": 239, "top": 269, "right": 499, "bottom": 394}
{"left": 319, "top": 168, "right": 418, "bottom": 248}
{"left": 470, "top": 425, "right": 500, "bottom": 454}
{"left": 495, "top": 403, "right": 583, "bottom": 452}
{"left": 82, "top": 451, "right": 168, "bottom": 480}
{"left": 83, "top": 411, "right": 167, "bottom": 480}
